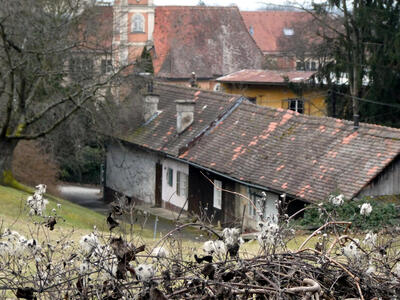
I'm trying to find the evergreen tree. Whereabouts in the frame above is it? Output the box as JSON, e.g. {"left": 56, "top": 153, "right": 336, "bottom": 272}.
{"left": 314, "top": 0, "right": 400, "bottom": 127}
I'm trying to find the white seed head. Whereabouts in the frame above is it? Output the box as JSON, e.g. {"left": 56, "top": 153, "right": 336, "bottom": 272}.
{"left": 360, "top": 203, "right": 372, "bottom": 216}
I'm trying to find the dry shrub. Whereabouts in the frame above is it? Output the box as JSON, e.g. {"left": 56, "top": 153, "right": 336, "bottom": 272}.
{"left": 12, "top": 140, "right": 59, "bottom": 194}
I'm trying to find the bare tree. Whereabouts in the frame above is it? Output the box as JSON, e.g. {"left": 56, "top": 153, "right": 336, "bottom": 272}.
{"left": 0, "top": 0, "right": 124, "bottom": 186}
{"left": 276, "top": 13, "right": 335, "bottom": 73}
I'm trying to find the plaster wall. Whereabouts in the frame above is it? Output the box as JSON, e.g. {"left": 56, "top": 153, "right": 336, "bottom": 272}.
{"left": 106, "top": 142, "right": 158, "bottom": 204}
{"left": 238, "top": 185, "right": 279, "bottom": 231}
{"left": 222, "top": 83, "right": 327, "bottom": 117}
{"left": 161, "top": 158, "right": 189, "bottom": 210}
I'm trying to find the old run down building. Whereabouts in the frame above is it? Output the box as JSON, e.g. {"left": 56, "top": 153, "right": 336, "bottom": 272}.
{"left": 100, "top": 1, "right": 400, "bottom": 230}
{"left": 105, "top": 82, "right": 400, "bottom": 230}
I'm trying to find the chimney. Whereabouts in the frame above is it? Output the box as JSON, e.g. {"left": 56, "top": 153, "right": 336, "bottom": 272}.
{"left": 175, "top": 100, "right": 195, "bottom": 134}
{"left": 143, "top": 93, "right": 159, "bottom": 122}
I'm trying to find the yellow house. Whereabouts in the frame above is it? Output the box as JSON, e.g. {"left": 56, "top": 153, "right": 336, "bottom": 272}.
{"left": 217, "top": 69, "right": 327, "bottom": 116}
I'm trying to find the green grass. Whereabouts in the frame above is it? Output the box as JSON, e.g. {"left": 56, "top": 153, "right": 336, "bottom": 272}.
{"left": 0, "top": 185, "right": 181, "bottom": 246}
{"left": 0, "top": 185, "right": 106, "bottom": 231}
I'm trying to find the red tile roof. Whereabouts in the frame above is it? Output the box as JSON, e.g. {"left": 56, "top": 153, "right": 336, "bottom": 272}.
{"left": 217, "top": 69, "right": 316, "bottom": 84}
{"left": 180, "top": 102, "right": 400, "bottom": 202}
{"left": 241, "top": 11, "right": 312, "bottom": 53}
{"left": 119, "top": 82, "right": 242, "bottom": 156}
{"left": 153, "top": 6, "right": 264, "bottom": 79}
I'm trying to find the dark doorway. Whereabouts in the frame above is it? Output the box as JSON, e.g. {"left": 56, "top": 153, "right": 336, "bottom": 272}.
{"left": 155, "top": 163, "right": 162, "bottom": 207}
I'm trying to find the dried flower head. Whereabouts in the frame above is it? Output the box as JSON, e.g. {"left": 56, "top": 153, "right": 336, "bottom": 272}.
{"left": 360, "top": 203, "right": 372, "bottom": 216}
{"left": 329, "top": 194, "right": 344, "bottom": 206}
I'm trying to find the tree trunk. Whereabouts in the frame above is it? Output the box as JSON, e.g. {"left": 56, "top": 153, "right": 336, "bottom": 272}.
{"left": 0, "top": 139, "right": 18, "bottom": 185}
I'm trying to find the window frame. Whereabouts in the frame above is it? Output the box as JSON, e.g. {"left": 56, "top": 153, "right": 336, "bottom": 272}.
{"left": 131, "top": 13, "right": 145, "bottom": 33}
{"left": 69, "top": 57, "right": 94, "bottom": 81}
{"left": 287, "top": 98, "right": 304, "bottom": 114}
{"left": 248, "top": 188, "right": 267, "bottom": 220}
{"left": 213, "top": 180, "right": 222, "bottom": 209}
{"left": 176, "top": 171, "right": 188, "bottom": 197}
{"left": 101, "top": 59, "right": 113, "bottom": 74}
{"left": 167, "top": 168, "right": 173, "bottom": 187}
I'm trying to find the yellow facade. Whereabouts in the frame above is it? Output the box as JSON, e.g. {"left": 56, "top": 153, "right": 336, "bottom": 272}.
{"left": 221, "top": 83, "right": 327, "bottom": 116}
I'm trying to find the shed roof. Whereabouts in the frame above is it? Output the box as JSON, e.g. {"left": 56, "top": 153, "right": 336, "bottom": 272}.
{"left": 153, "top": 6, "right": 264, "bottom": 79}
{"left": 118, "top": 82, "right": 242, "bottom": 156}
{"left": 241, "top": 11, "right": 312, "bottom": 54}
{"left": 179, "top": 102, "right": 400, "bottom": 202}
{"left": 217, "top": 69, "right": 316, "bottom": 85}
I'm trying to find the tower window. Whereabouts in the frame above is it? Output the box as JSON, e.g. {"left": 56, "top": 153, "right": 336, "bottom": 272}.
{"left": 131, "top": 14, "right": 145, "bottom": 33}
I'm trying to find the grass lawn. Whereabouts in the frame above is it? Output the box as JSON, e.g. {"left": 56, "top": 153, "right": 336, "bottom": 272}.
{"left": 1, "top": 185, "right": 363, "bottom": 258}
{"left": 0, "top": 185, "right": 198, "bottom": 250}
{"left": 0, "top": 185, "right": 105, "bottom": 231}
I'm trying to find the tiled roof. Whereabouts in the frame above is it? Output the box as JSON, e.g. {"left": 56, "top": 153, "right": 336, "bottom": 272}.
{"left": 217, "top": 70, "right": 316, "bottom": 84}
{"left": 179, "top": 102, "right": 400, "bottom": 202}
{"left": 241, "top": 11, "right": 312, "bottom": 53}
{"left": 153, "top": 6, "right": 264, "bottom": 79}
{"left": 119, "top": 82, "right": 242, "bottom": 156}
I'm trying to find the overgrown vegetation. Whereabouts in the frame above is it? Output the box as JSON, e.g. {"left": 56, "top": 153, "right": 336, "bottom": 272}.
{"left": 1, "top": 186, "right": 400, "bottom": 299}
{"left": 300, "top": 196, "right": 399, "bottom": 230}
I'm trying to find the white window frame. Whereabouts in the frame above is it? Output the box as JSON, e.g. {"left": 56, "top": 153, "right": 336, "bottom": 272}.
{"left": 131, "top": 14, "right": 145, "bottom": 33}
{"left": 176, "top": 171, "right": 188, "bottom": 197}
{"left": 288, "top": 99, "right": 304, "bottom": 114}
{"left": 213, "top": 180, "right": 222, "bottom": 209}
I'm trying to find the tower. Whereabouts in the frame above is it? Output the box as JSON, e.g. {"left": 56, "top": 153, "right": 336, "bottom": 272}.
{"left": 113, "top": 0, "right": 155, "bottom": 66}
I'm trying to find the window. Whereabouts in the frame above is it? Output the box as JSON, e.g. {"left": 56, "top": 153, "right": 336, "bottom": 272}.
{"left": 131, "top": 14, "right": 144, "bottom": 33}
{"left": 297, "top": 60, "right": 318, "bottom": 71}
{"left": 283, "top": 28, "right": 294, "bottom": 36}
{"left": 304, "top": 61, "right": 310, "bottom": 71}
{"left": 247, "top": 97, "right": 256, "bottom": 104}
{"left": 296, "top": 61, "right": 304, "bottom": 71}
{"left": 311, "top": 61, "right": 317, "bottom": 71}
{"left": 248, "top": 198, "right": 257, "bottom": 218}
{"left": 69, "top": 57, "right": 94, "bottom": 81}
{"left": 167, "top": 168, "right": 173, "bottom": 187}
{"left": 101, "top": 59, "right": 113, "bottom": 74}
{"left": 213, "top": 180, "right": 222, "bottom": 209}
{"left": 249, "top": 188, "right": 269, "bottom": 220}
{"left": 213, "top": 83, "right": 222, "bottom": 92}
{"left": 176, "top": 171, "right": 188, "bottom": 197}
{"left": 288, "top": 99, "right": 304, "bottom": 114}
{"left": 249, "top": 26, "right": 254, "bottom": 36}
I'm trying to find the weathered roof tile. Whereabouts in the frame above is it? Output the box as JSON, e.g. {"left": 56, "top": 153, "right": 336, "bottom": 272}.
{"left": 153, "top": 6, "right": 264, "bottom": 79}
{"left": 182, "top": 102, "right": 400, "bottom": 202}
{"left": 118, "top": 82, "right": 242, "bottom": 157}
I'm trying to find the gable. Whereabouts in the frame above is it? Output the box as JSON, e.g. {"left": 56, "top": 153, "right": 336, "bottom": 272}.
{"left": 153, "top": 6, "right": 264, "bottom": 79}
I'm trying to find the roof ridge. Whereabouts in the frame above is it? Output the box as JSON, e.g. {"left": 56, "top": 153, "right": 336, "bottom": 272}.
{"left": 239, "top": 101, "right": 400, "bottom": 134}
{"left": 157, "top": 6, "right": 238, "bottom": 9}
{"left": 154, "top": 81, "right": 242, "bottom": 100}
